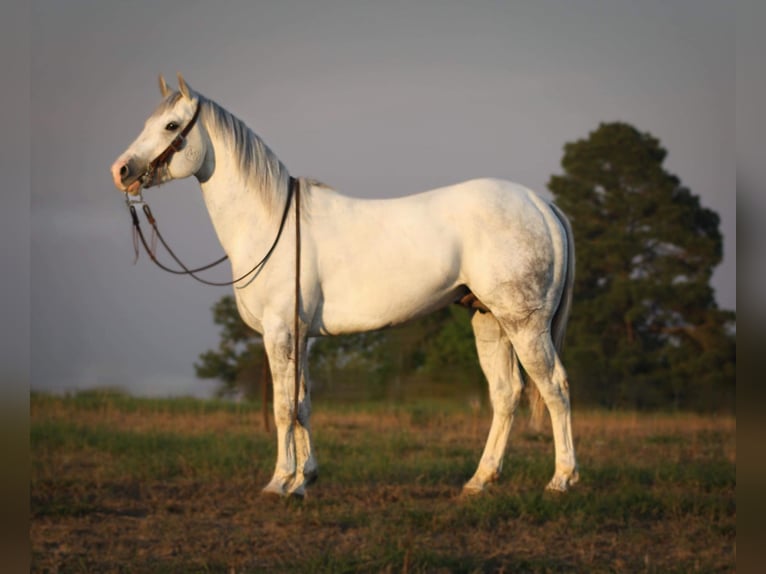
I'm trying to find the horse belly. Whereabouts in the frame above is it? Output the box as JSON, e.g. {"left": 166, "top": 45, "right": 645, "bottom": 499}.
{"left": 314, "top": 247, "right": 463, "bottom": 335}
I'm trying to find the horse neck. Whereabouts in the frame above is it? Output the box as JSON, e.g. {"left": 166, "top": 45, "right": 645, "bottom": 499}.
{"left": 196, "top": 114, "right": 289, "bottom": 264}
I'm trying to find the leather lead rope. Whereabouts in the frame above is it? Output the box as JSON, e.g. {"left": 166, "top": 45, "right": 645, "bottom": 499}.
{"left": 261, "top": 354, "right": 271, "bottom": 433}
{"left": 131, "top": 203, "right": 229, "bottom": 276}
{"left": 292, "top": 179, "right": 302, "bottom": 430}
{"left": 127, "top": 177, "right": 297, "bottom": 287}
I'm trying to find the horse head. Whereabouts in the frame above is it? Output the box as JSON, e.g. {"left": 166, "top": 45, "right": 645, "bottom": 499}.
{"left": 111, "top": 73, "right": 207, "bottom": 195}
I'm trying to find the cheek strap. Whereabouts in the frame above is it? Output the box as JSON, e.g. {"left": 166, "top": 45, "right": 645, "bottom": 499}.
{"left": 148, "top": 101, "right": 201, "bottom": 175}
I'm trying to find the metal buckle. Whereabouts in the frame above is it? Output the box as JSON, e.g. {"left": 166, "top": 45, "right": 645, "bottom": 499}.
{"left": 124, "top": 189, "right": 145, "bottom": 208}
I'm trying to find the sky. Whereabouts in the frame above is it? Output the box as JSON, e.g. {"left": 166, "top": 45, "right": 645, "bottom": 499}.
{"left": 28, "top": 0, "right": 735, "bottom": 398}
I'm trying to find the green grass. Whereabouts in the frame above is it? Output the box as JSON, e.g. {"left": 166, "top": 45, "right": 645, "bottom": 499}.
{"left": 31, "top": 388, "right": 264, "bottom": 415}
{"left": 32, "top": 421, "right": 271, "bottom": 483}
{"left": 31, "top": 392, "right": 735, "bottom": 573}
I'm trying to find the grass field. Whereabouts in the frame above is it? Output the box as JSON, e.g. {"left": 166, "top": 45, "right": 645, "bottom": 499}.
{"left": 31, "top": 391, "right": 735, "bottom": 573}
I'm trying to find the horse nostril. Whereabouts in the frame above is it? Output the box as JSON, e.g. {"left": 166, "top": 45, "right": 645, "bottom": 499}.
{"left": 119, "top": 164, "right": 129, "bottom": 179}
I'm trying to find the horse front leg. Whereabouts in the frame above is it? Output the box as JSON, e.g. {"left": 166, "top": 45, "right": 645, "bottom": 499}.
{"left": 261, "top": 327, "right": 317, "bottom": 498}
{"left": 293, "top": 349, "right": 318, "bottom": 491}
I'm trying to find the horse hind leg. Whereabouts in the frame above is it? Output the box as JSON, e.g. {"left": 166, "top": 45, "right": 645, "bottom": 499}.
{"left": 463, "top": 311, "right": 525, "bottom": 495}
{"left": 502, "top": 317, "right": 579, "bottom": 491}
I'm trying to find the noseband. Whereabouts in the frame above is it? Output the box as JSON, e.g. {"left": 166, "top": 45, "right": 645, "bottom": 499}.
{"left": 140, "top": 101, "right": 202, "bottom": 188}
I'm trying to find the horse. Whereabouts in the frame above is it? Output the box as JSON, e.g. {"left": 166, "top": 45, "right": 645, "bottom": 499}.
{"left": 111, "top": 74, "right": 579, "bottom": 497}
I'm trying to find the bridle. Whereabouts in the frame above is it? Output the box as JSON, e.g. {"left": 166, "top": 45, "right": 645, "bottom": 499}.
{"left": 139, "top": 101, "right": 202, "bottom": 189}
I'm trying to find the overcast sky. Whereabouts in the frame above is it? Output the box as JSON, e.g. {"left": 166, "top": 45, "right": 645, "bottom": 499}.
{"left": 29, "top": 0, "right": 735, "bottom": 398}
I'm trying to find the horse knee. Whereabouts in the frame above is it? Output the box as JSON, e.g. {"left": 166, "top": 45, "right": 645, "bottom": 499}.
{"left": 273, "top": 397, "right": 312, "bottom": 427}
{"left": 273, "top": 402, "right": 292, "bottom": 426}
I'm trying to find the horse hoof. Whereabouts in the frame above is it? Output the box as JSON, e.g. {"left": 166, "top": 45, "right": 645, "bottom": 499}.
{"left": 460, "top": 481, "right": 485, "bottom": 497}
{"left": 545, "top": 480, "right": 567, "bottom": 493}
{"left": 261, "top": 489, "right": 284, "bottom": 498}
{"left": 261, "top": 481, "right": 286, "bottom": 497}
{"left": 545, "top": 469, "right": 579, "bottom": 492}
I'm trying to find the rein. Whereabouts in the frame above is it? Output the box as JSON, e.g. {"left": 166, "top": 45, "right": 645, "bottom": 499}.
{"left": 127, "top": 176, "right": 298, "bottom": 287}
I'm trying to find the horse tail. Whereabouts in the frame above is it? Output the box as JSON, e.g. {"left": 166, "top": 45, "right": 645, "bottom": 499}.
{"left": 529, "top": 202, "right": 575, "bottom": 431}
{"left": 549, "top": 202, "right": 575, "bottom": 355}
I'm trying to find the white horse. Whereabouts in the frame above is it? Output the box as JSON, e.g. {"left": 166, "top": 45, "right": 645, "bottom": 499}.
{"left": 111, "top": 74, "right": 579, "bottom": 497}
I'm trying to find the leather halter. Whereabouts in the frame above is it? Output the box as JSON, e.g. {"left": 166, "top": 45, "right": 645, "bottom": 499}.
{"left": 142, "top": 101, "right": 201, "bottom": 187}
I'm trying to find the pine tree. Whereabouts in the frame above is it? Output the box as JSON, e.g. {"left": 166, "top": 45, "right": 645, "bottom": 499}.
{"left": 548, "top": 122, "right": 735, "bottom": 410}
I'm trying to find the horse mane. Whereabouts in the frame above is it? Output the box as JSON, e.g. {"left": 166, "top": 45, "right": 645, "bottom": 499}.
{"left": 173, "top": 92, "right": 291, "bottom": 214}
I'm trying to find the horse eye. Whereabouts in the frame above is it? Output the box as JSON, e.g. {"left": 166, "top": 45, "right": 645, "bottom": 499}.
{"left": 165, "top": 121, "right": 179, "bottom": 131}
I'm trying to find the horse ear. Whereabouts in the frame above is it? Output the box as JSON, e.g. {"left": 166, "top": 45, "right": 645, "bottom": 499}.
{"left": 177, "top": 73, "right": 191, "bottom": 99}
{"left": 158, "top": 74, "right": 171, "bottom": 98}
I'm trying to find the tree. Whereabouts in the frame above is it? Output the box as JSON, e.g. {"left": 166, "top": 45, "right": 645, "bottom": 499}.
{"left": 548, "top": 122, "right": 735, "bottom": 411}
{"left": 195, "top": 296, "right": 269, "bottom": 399}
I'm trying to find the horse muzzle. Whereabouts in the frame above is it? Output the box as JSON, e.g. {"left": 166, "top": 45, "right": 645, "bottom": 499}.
{"left": 111, "top": 157, "right": 149, "bottom": 195}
